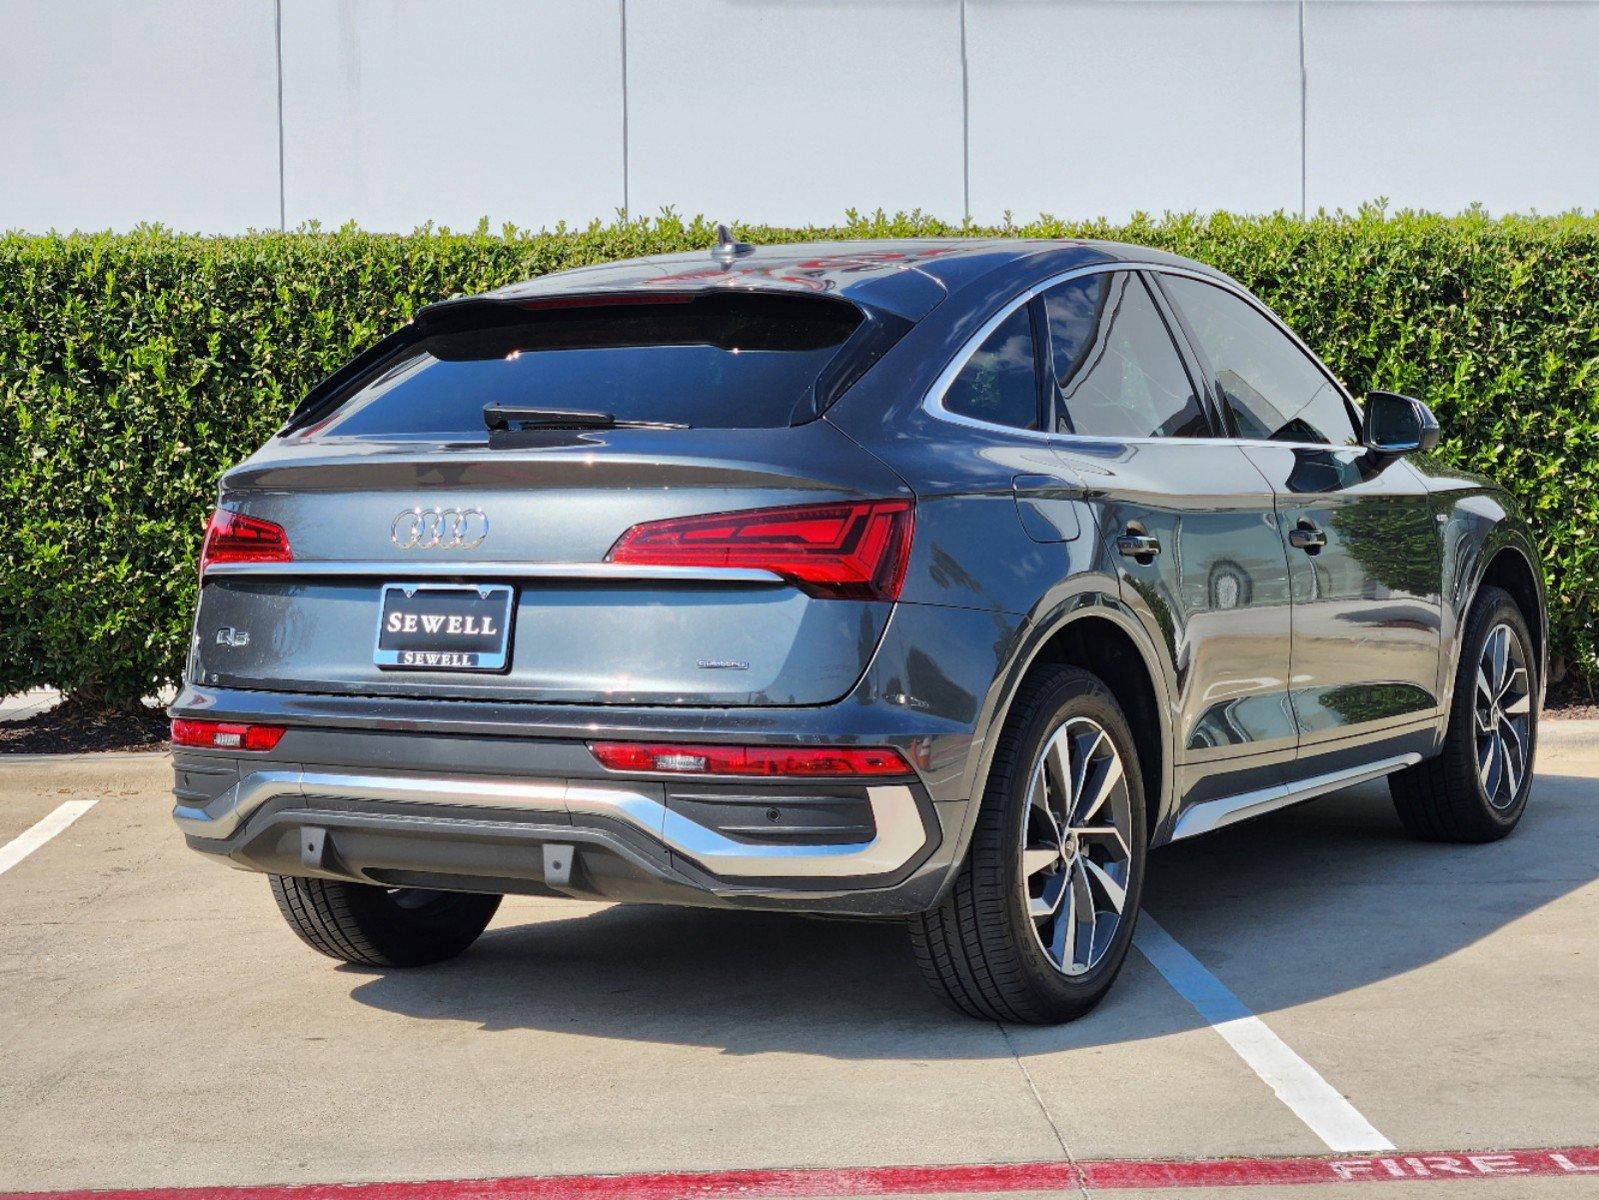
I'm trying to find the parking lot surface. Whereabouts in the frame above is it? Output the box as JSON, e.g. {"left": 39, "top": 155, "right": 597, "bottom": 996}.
{"left": 2, "top": 728, "right": 1597, "bottom": 1199}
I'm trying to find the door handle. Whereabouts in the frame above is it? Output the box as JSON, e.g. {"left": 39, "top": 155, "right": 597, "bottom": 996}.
{"left": 1116, "top": 532, "right": 1162, "bottom": 563}
{"left": 1288, "top": 519, "right": 1327, "bottom": 555}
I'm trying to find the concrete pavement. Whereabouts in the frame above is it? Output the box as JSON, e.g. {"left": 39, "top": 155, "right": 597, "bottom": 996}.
{"left": 1, "top": 726, "right": 1596, "bottom": 1198}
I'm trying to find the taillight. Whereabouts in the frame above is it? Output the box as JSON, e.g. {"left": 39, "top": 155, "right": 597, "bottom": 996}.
{"left": 589, "top": 742, "right": 912, "bottom": 777}
{"left": 606, "top": 499, "right": 914, "bottom": 601}
{"left": 200, "top": 508, "right": 291, "bottom": 572}
{"left": 171, "top": 719, "right": 286, "bottom": 752}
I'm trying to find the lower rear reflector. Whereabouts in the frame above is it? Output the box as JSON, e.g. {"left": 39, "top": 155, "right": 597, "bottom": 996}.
{"left": 588, "top": 741, "right": 911, "bottom": 778}
{"left": 171, "top": 719, "right": 286, "bottom": 752}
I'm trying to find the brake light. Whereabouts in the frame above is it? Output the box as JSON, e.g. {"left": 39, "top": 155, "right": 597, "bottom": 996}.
{"left": 589, "top": 742, "right": 912, "bottom": 778}
{"left": 171, "top": 719, "right": 286, "bottom": 752}
{"left": 200, "top": 509, "right": 291, "bottom": 572}
{"left": 607, "top": 499, "right": 914, "bottom": 601}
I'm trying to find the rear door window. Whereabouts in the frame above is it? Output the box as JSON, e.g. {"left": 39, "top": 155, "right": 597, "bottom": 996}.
{"left": 1041, "top": 273, "right": 1210, "bottom": 438}
{"left": 311, "top": 292, "right": 864, "bottom": 437}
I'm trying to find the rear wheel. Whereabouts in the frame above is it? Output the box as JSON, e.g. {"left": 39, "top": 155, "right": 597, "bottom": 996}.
{"left": 909, "top": 665, "right": 1147, "bottom": 1023}
{"left": 269, "top": 875, "right": 501, "bottom": 967}
{"left": 1390, "top": 585, "right": 1537, "bottom": 842}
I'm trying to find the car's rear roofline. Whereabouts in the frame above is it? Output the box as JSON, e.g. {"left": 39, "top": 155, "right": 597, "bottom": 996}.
{"left": 281, "top": 238, "right": 1236, "bottom": 435}
{"left": 283, "top": 287, "right": 910, "bottom": 435}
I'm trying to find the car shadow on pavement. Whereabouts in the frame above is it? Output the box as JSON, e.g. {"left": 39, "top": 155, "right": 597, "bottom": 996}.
{"left": 345, "top": 772, "right": 1598, "bottom": 1056}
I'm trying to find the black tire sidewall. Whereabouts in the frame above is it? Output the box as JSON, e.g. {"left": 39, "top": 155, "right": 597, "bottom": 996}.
{"left": 284, "top": 878, "right": 501, "bottom": 967}
{"left": 362, "top": 887, "right": 500, "bottom": 965}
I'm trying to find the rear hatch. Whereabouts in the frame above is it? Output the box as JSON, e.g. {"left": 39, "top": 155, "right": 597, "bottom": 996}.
{"left": 190, "top": 291, "right": 913, "bottom": 707}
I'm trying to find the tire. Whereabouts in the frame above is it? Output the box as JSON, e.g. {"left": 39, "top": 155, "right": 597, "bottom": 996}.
{"left": 908, "top": 665, "right": 1148, "bottom": 1024}
{"left": 1389, "top": 585, "right": 1537, "bottom": 843}
{"left": 269, "top": 875, "right": 501, "bottom": 967}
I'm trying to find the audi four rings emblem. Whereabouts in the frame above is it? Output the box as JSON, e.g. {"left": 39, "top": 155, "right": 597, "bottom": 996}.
{"left": 391, "top": 506, "right": 489, "bottom": 551}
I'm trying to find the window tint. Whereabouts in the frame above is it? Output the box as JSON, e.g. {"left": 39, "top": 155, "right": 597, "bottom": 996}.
{"left": 943, "top": 304, "right": 1039, "bottom": 429}
{"left": 1161, "top": 276, "right": 1359, "bottom": 446}
{"left": 1041, "top": 273, "right": 1208, "bottom": 438}
{"left": 310, "top": 293, "right": 862, "bottom": 438}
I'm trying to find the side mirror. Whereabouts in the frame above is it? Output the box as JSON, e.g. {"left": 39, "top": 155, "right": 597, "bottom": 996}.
{"left": 1363, "top": 391, "right": 1439, "bottom": 458}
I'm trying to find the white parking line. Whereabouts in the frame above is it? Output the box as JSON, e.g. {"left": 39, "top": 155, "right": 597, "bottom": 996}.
{"left": 0, "top": 799, "right": 97, "bottom": 877}
{"left": 1134, "top": 912, "right": 1394, "bottom": 1153}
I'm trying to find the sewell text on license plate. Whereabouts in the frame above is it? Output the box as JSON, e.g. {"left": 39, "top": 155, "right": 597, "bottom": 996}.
{"left": 374, "top": 583, "right": 514, "bottom": 672}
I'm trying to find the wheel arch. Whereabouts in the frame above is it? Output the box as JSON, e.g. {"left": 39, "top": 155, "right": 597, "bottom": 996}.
{"left": 1477, "top": 544, "right": 1546, "bottom": 668}
{"left": 942, "top": 590, "right": 1177, "bottom": 896}
{"left": 1450, "top": 525, "right": 1549, "bottom": 721}
{"left": 1028, "top": 613, "right": 1169, "bottom": 842}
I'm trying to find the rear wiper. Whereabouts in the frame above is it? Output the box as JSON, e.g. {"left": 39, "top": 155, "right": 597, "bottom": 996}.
{"left": 482, "top": 404, "right": 688, "bottom": 431}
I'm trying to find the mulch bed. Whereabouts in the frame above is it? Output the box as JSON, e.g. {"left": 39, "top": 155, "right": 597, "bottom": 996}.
{"left": 1546, "top": 676, "right": 1599, "bottom": 721}
{"left": 1547, "top": 703, "right": 1599, "bottom": 720}
{"left": 0, "top": 700, "right": 169, "bottom": 755}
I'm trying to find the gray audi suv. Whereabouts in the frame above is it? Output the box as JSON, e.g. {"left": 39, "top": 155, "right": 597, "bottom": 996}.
{"left": 171, "top": 234, "right": 1545, "bottom": 1023}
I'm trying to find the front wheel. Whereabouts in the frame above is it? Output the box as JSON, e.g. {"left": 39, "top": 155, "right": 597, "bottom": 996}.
{"left": 909, "top": 665, "right": 1147, "bottom": 1024}
{"left": 1390, "top": 585, "right": 1537, "bottom": 842}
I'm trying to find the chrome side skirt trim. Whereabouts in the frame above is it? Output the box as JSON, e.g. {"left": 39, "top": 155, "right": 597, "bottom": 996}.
{"left": 174, "top": 769, "right": 925, "bottom": 880}
{"left": 202, "top": 561, "right": 785, "bottom": 585}
{"left": 1170, "top": 753, "right": 1422, "bottom": 841}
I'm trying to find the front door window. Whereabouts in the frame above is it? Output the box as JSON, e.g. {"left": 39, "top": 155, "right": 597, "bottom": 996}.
{"left": 1161, "top": 275, "right": 1361, "bottom": 446}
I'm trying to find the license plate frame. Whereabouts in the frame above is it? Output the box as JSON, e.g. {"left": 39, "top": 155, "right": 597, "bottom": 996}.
{"left": 373, "top": 583, "right": 515, "bottom": 673}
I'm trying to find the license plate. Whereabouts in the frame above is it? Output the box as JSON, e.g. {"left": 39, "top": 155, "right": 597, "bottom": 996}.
{"left": 374, "top": 584, "right": 514, "bottom": 672}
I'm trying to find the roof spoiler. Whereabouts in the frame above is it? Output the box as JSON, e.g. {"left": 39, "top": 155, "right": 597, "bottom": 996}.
{"left": 280, "top": 288, "right": 875, "bottom": 434}
{"left": 280, "top": 295, "right": 599, "bottom": 431}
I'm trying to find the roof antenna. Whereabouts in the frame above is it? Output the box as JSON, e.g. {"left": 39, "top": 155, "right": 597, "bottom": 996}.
{"left": 710, "top": 222, "right": 754, "bottom": 266}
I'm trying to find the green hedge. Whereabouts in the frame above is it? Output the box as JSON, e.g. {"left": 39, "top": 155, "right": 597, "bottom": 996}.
{"left": 2, "top": 209, "right": 1596, "bottom": 708}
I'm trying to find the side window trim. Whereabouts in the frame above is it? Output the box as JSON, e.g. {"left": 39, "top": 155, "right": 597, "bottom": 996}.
{"left": 1029, "top": 297, "right": 1052, "bottom": 433}
{"left": 1036, "top": 285, "right": 1064, "bottom": 434}
{"left": 923, "top": 261, "right": 1351, "bottom": 449}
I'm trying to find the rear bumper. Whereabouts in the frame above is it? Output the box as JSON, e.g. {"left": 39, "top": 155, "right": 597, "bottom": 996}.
{"left": 178, "top": 767, "right": 928, "bottom": 880}
{"left": 170, "top": 699, "right": 964, "bottom": 915}
{"left": 167, "top": 592, "right": 1019, "bottom": 912}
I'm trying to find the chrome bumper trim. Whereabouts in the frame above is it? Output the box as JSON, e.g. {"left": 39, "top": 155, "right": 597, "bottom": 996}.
{"left": 202, "top": 561, "right": 784, "bottom": 584}
{"left": 174, "top": 769, "right": 926, "bottom": 879}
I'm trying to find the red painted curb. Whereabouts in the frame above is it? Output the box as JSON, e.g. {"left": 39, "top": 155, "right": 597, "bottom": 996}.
{"left": 4, "top": 1146, "right": 1597, "bottom": 1199}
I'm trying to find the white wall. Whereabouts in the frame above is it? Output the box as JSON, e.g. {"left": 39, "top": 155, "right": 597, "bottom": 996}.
{"left": 0, "top": 0, "right": 280, "bottom": 233}
{"left": 2, "top": 0, "right": 1596, "bottom": 234}
{"left": 281, "top": 0, "right": 624, "bottom": 232}
{"left": 625, "top": 0, "right": 965, "bottom": 224}
{"left": 967, "top": 1, "right": 1303, "bottom": 220}
{"left": 1304, "top": 1, "right": 1599, "bottom": 214}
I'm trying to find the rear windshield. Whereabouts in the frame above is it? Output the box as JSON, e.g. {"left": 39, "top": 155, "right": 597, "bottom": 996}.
{"left": 308, "top": 293, "right": 863, "bottom": 438}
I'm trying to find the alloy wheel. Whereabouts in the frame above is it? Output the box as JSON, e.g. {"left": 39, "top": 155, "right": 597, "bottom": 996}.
{"left": 1475, "top": 622, "right": 1533, "bottom": 809}
{"left": 1020, "top": 717, "right": 1135, "bottom": 976}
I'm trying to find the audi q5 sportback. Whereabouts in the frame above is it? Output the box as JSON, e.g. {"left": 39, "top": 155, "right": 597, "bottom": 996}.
{"left": 172, "top": 235, "right": 1545, "bottom": 1022}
